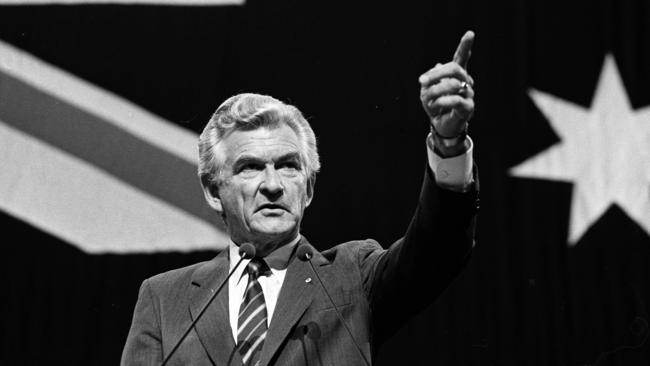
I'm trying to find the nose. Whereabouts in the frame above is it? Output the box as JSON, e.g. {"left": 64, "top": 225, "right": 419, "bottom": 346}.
{"left": 260, "top": 166, "right": 284, "bottom": 198}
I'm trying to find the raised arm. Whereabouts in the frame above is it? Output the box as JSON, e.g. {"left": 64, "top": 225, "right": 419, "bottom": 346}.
{"left": 361, "top": 31, "right": 480, "bottom": 346}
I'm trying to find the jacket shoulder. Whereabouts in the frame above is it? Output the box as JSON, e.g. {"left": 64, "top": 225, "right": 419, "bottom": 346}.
{"left": 143, "top": 259, "right": 211, "bottom": 295}
{"left": 320, "top": 239, "right": 385, "bottom": 266}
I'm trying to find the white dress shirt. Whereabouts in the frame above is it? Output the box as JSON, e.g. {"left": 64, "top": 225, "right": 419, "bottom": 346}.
{"left": 227, "top": 135, "right": 474, "bottom": 341}
{"left": 228, "top": 235, "right": 301, "bottom": 341}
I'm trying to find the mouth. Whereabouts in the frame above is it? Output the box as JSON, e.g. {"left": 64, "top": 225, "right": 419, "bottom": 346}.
{"left": 256, "top": 203, "right": 287, "bottom": 212}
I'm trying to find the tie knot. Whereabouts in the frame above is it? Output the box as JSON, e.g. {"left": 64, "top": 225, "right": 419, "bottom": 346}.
{"left": 247, "top": 258, "right": 269, "bottom": 279}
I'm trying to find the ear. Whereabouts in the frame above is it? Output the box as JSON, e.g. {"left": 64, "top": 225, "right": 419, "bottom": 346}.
{"left": 305, "top": 175, "right": 316, "bottom": 207}
{"left": 200, "top": 174, "right": 224, "bottom": 213}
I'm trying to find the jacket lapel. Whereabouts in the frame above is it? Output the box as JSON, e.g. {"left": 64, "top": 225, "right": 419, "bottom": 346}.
{"left": 258, "top": 237, "right": 330, "bottom": 366}
{"left": 189, "top": 250, "right": 244, "bottom": 366}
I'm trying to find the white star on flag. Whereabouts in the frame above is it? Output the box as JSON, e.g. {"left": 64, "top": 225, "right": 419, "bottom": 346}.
{"left": 510, "top": 54, "right": 650, "bottom": 246}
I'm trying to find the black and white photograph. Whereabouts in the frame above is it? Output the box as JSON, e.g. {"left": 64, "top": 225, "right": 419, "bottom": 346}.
{"left": 0, "top": 0, "right": 649, "bottom": 365}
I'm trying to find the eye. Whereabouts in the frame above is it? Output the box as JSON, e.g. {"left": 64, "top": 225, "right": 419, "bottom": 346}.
{"left": 237, "top": 162, "right": 264, "bottom": 174}
{"left": 277, "top": 161, "right": 301, "bottom": 171}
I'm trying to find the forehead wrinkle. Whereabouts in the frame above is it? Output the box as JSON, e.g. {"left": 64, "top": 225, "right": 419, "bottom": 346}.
{"left": 229, "top": 141, "right": 300, "bottom": 164}
{"left": 223, "top": 127, "right": 302, "bottom": 166}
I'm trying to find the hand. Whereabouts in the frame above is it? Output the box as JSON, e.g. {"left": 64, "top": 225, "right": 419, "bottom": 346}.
{"left": 419, "top": 31, "right": 475, "bottom": 138}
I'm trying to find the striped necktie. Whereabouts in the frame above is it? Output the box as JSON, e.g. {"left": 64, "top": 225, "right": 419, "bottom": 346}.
{"left": 237, "top": 258, "right": 269, "bottom": 366}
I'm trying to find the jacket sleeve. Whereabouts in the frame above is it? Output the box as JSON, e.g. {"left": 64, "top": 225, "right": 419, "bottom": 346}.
{"left": 121, "top": 279, "right": 164, "bottom": 366}
{"left": 360, "top": 165, "right": 479, "bottom": 346}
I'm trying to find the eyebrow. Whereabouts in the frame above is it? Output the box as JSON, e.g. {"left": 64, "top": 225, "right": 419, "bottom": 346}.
{"left": 232, "top": 152, "right": 302, "bottom": 170}
{"left": 275, "top": 152, "right": 302, "bottom": 165}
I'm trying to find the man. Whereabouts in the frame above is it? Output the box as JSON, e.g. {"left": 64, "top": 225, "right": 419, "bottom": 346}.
{"left": 122, "top": 31, "right": 479, "bottom": 366}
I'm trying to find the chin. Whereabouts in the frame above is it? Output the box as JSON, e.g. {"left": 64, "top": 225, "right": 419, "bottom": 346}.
{"left": 252, "top": 221, "right": 297, "bottom": 239}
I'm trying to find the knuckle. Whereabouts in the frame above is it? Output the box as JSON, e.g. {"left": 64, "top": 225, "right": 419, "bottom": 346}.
{"left": 430, "top": 84, "right": 442, "bottom": 97}
{"left": 442, "top": 79, "right": 456, "bottom": 90}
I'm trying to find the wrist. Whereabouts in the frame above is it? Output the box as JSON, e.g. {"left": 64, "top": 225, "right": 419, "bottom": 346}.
{"left": 430, "top": 126, "right": 470, "bottom": 157}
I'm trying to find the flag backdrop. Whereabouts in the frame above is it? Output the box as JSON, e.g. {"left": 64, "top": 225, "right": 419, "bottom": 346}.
{"left": 1, "top": 0, "right": 649, "bottom": 365}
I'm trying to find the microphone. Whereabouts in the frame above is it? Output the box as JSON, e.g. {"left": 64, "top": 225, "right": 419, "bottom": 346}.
{"left": 297, "top": 244, "right": 372, "bottom": 366}
{"left": 161, "top": 243, "right": 256, "bottom": 366}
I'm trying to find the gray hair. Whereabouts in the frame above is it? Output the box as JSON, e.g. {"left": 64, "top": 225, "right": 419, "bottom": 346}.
{"left": 198, "top": 93, "right": 320, "bottom": 186}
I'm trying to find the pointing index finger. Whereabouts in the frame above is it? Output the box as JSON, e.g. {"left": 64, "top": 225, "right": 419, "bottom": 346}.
{"left": 453, "top": 30, "right": 475, "bottom": 70}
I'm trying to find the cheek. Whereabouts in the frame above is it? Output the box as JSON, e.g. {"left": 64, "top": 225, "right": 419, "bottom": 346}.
{"left": 221, "top": 183, "right": 255, "bottom": 213}
{"left": 238, "top": 188, "right": 256, "bottom": 208}
{"left": 287, "top": 180, "right": 310, "bottom": 205}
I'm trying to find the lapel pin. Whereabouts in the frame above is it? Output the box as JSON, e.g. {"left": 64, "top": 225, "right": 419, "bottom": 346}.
{"left": 305, "top": 277, "right": 312, "bottom": 283}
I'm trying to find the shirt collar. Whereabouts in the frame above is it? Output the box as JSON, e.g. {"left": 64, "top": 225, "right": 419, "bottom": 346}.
{"left": 228, "top": 234, "right": 301, "bottom": 273}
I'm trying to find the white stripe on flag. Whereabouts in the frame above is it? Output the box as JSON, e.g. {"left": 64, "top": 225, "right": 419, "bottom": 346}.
{"left": 0, "top": 0, "right": 244, "bottom": 5}
{"left": 0, "top": 40, "right": 198, "bottom": 165}
{"left": 0, "top": 120, "right": 228, "bottom": 253}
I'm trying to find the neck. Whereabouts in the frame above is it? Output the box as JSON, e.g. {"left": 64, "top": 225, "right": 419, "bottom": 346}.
{"left": 232, "top": 232, "right": 300, "bottom": 258}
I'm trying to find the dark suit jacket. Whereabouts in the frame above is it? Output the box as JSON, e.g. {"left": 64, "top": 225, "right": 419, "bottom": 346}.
{"left": 121, "top": 167, "right": 479, "bottom": 365}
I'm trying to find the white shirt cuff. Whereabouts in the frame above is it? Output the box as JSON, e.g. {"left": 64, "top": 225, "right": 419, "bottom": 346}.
{"left": 426, "top": 134, "right": 474, "bottom": 191}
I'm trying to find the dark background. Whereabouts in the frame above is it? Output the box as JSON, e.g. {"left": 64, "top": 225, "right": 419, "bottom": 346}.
{"left": 1, "top": 0, "right": 649, "bottom": 365}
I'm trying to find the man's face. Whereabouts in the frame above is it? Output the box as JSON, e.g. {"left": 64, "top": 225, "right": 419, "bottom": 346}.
{"left": 207, "top": 124, "right": 313, "bottom": 255}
